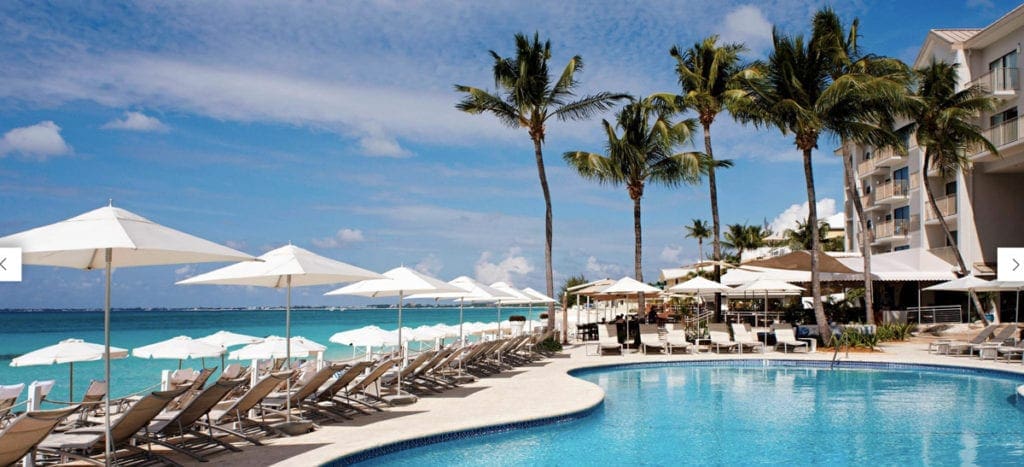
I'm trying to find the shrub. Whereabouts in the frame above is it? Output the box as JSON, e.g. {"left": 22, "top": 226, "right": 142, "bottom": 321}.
{"left": 875, "top": 322, "right": 915, "bottom": 342}
{"left": 509, "top": 315, "right": 526, "bottom": 322}
{"left": 538, "top": 338, "right": 562, "bottom": 352}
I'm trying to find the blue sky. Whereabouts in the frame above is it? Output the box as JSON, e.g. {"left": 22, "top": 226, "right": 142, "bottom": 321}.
{"left": 0, "top": 0, "right": 1020, "bottom": 308}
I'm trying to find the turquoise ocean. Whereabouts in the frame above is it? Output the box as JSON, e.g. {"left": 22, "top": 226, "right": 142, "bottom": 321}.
{"left": 0, "top": 306, "right": 536, "bottom": 405}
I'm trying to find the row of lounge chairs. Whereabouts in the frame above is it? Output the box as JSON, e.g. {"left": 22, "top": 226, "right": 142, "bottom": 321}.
{"left": 1, "top": 329, "right": 559, "bottom": 466}
{"left": 930, "top": 323, "right": 1023, "bottom": 361}
{"left": 595, "top": 323, "right": 813, "bottom": 355}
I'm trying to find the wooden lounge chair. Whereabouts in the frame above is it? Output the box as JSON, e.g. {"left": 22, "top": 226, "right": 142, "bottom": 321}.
{"left": 383, "top": 351, "right": 437, "bottom": 396}
{"left": 0, "top": 383, "right": 25, "bottom": 428}
{"left": 639, "top": 324, "right": 665, "bottom": 355}
{"left": 263, "top": 364, "right": 343, "bottom": 421}
{"left": 301, "top": 362, "right": 376, "bottom": 420}
{"left": 38, "top": 388, "right": 187, "bottom": 466}
{"left": 731, "top": 323, "right": 765, "bottom": 354}
{"left": 775, "top": 328, "right": 810, "bottom": 353}
{"left": 0, "top": 405, "right": 79, "bottom": 467}
{"left": 201, "top": 371, "right": 295, "bottom": 444}
{"left": 139, "top": 378, "right": 246, "bottom": 462}
{"left": 340, "top": 358, "right": 399, "bottom": 411}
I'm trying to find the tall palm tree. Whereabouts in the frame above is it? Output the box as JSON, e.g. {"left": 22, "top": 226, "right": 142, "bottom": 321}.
{"left": 906, "top": 60, "right": 998, "bottom": 322}
{"left": 723, "top": 223, "right": 753, "bottom": 260}
{"left": 564, "top": 99, "right": 704, "bottom": 311}
{"left": 812, "top": 7, "right": 911, "bottom": 324}
{"left": 785, "top": 218, "right": 830, "bottom": 250}
{"left": 685, "top": 219, "right": 711, "bottom": 263}
{"left": 735, "top": 25, "right": 899, "bottom": 338}
{"left": 455, "top": 33, "right": 628, "bottom": 332}
{"left": 662, "top": 36, "right": 747, "bottom": 319}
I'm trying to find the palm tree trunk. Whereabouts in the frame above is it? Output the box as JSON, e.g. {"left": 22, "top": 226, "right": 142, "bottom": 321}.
{"left": 802, "top": 147, "right": 828, "bottom": 341}
{"left": 532, "top": 137, "right": 558, "bottom": 335}
{"left": 704, "top": 123, "right": 724, "bottom": 322}
{"left": 633, "top": 195, "right": 645, "bottom": 314}
{"left": 922, "top": 150, "right": 988, "bottom": 324}
{"left": 841, "top": 142, "right": 874, "bottom": 324}
{"left": 698, "top": 239, "right": 703, "bottom": 263}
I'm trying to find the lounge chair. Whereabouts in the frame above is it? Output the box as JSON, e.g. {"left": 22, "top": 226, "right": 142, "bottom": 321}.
{"left": 303, "top": 362, "right": 375, "bottom": 419}
{"left": 944, "top": 324, "right": 999, "bottom": 355}
{"left": 731, "top": 323, "right": 765, "bottom": 354}
{"left": 200, "top": 371, "right": 295, "bottom": 445}
{"left": 38, "top": 388, "right": 186, "bottom": 466}
{"left": 44, "top": 380, "right": 107, "bottom": 429}
{"left": 188, "top": 367, "right": 217, "bottom": 391}
{"left": 775, "top": 328, "right": 810, "bottom": 353}
{"left": 0, "top": 383, "right": 25, "bottom": 428}
{"left": 596, "top": 324, "right": 623, "bottom": 356}
{"left": 639, "top": 324, "right": 665, "bottom": 355}
{"left": 139, "top": 378, "right": 246, "bottom": 462}
{"left": 383, "top": 351, "right": 436, "bottom": 396}
{"left": 0, "top": 405, "right": 79, "bottom": 467}
{"left": 664, "top": 329, "right": 692, "bottom": 354}
{"left": 709, "top": 330, "right": 738, "bottom": 353}
{"left": 967, "top": 325, "right": 1018, "bottom": 357}
{"left": 263, "top": 364, "right": 343, "bottom": 421}
{"left": 340, "top": 358, "right": 399, "bottom": 411}
{"left": 996, "top": 340, "right": 1024, "bottom": 362}
{"left": 168, "top": 368, "right": 198, "bottom": 389}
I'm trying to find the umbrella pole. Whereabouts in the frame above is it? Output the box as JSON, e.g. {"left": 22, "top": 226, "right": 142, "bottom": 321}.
{"left": 285, "top": 275, "right": 292, "bottom": 423}
{"left": 103, "top": 248, "right": 112, "bottom": 467}
{"left": 69, "top": 362, "right": 74, "bottom": 403}
{"left": 458, "top": 298, "right": 465, "bottom": 374}
{"left": 1016, "top": 288, "right": 1020, "bottom": 323}
{"left": 398, "top": 291, "right": 404, "bottom": 395}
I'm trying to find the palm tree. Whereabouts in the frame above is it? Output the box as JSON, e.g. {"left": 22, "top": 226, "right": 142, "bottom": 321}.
{"left": 455, "top": 33, "right": 628, "bottom": 331}
{"left": 906, "top": 60, "right": 998, "bottom": 322}
{"left": 813, "top": 8, "right": 911, "bottom": 325}
{"left": 564, "top": 99, "right": 704, "bottom": 311}
{"left": 661, "top": 36, "right": 747, "bottom": 319}
{"left": 734, "top": 23, "right": 899, "bottom": 338}
{"left": 785, "top": 218, "right": 830, "bottom": 250}
{"left": 684, "top": 219, "right": 711, "bottom": 263}
{"left": 723, "top": 223, "right": 751, "bottom": 260}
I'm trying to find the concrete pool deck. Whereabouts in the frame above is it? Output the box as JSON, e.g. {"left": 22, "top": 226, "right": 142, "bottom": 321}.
{"left": 183, "top": 339, "right": 1024, "bottom": 466}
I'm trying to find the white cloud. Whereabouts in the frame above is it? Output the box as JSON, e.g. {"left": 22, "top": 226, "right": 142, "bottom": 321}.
{"left": 475, "top": 248, "right": 533, "bottom": 285}
{"left": 0, "top": 121, "right": 72, "bottom": 160}
{"left": 415, "top": 254, "right": 443, "bottom": 276}
{"left": 224, "top": 240, "right": 247, "bottom": 250}
{"left": 585, "top": 256, "right": 628, "bottom": 279}
{"left": 101, "top": 111, "right": 170, "bottom": 132}
{"left": 720, "top": 5, "right": 774, "bottom": 54}
{"left": 660, "top": 245, "right": 684, "bottom": 264}
{"left": 311, "top": 228, "right": 365, "bottom": 248}
{"left": 174, "top": 265, "right": 195, "bottom": 277}
{"left": 768, "top": 198, "right": 838, "bottom": 235}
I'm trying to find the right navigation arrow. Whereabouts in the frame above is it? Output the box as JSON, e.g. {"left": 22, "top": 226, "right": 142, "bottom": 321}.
{"left": 1015, "top": 258, "right": 1021, "bottom": 272}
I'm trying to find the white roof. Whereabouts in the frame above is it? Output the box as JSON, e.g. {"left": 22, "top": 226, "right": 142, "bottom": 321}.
{"left": 667, "top": 276, "right": 732, "bottom": 294}
{"left": 837, "top": 248, "right": 957, "bottom": 282}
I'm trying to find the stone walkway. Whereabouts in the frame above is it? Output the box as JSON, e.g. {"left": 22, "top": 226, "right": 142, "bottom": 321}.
{"left": 174, "top": 339, "right": 1024, "bottom": 466}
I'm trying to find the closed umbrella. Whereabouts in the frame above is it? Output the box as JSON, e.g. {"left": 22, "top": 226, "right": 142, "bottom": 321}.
{"left": 325, "top": 267, "right": 462, "bottom": 397}
{"left": 177, "top": 244, "right": 381, "bottom": 424}
{"left": 0, "top": 203, "right": 254, "bottom": 464}
{"left": 10, "top": 339, "right": 128, "bottom": 402}
{"left": 132, "top": 336, "right": 225, "bottom": 369}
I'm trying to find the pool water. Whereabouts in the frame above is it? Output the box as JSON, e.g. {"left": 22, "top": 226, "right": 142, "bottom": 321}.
{"left": 351, "top": 363, "right": 1024, "bottom": 466}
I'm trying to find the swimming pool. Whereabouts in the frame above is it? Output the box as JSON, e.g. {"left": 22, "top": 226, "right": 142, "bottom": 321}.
{"left": 339, "top": 361, "right": 1024, "bottom": 466}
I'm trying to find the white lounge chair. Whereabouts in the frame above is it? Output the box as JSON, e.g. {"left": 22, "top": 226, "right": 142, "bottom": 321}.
{"left": 731, "top": 323, "right": 765, "bottom": 353}
{"left": 596, "top": 324, "right": 623, "bottom": 356}
{"left": 775, "top": 328, "right": 810, "bottom": 353}
{"left": 709, "top": 330, "right": 738, "bottom": 353}
{"left": 664, "top": 330, "right": 692, "bottom": 354}
{"left": 639, "top": 324, "right": 664, "bottom": 355}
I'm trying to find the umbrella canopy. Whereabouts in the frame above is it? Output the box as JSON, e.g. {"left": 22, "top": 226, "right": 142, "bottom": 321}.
{"left": 668, "top": 276, "right": 733, "bottom": 294}
{"left": 731, "top": 278, "right": 805, "bottom": 294}
{"left": 598, "top": 276, "right": 662, "bottom": 296}
{"left": 521, "top": 287, "right": 557, "bottom": 304}
{"left": 229, "top": 336, "right": 326, "bottom": 360}
{"left": 11, "top": 338, "right": 128, "bottom": 403}
{"left": 923, "top": 275, "right": 999, "bottom": 292}
{"left": 407, "top": 275, "right": 514, "bottom": 350}
{"left": 196, "top": 331, "right": 264, "bottom": 348}
{"left": 0, "top": 203, "right": 254, "bottom": 461}
{"left": 745, "top": 250, "right": 855, "bottom": 274}
{"left": 133, "top": 336, "right": 225, "bottom": 360}
{"left": 330, "top": 325, "right": 394, "bottom": 347}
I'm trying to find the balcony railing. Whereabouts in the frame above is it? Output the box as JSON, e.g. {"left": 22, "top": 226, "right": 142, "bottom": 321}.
{"left": 925, "top": 194, "right": 957, "bottom": 221}
{"left": 872, "top": 217, "right": 917, "bottom": 241}
{"left": 875, "top": 179, "right": 910, "bottom": 202}
{"left": 969, "top": 67, "right": 1020, "bottom": 93}
{"left": 984, "top": 116, "right": 1020, "bottom": 148}
{"left": 857, "top": 157, "right": 875, "bottom": 175}
{"left": 856, "top": 147, "right": 904, "bottom": 175}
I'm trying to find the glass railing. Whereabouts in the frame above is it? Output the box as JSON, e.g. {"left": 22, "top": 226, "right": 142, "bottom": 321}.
{"left": 971, "top": 67, "right": 1020, "bottom": 93}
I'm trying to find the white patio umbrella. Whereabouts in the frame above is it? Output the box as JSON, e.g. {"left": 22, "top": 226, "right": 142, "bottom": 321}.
{"left": 595, "top": 277, "right": 662, "bottom": 346}
{"left": 489, "top": 282, "right": 533, "bottom": 337}
{"left": 0, "top": 203, "right": 254, "bottom": 463}
{"left": 330, "top": 325, "right": 393, "bottom": 347}
{"left": 522, "top": 287, "right": 557, "bottom": 332}
{"left": 732, "top": 278, "right": 805, "bottom": 329}
{"left": 177, "top": 244, "right": 381, "bottom": 423}
{"left": 10, "top": 339, "right": 128, "bottom": 401}
{"left": 132, "top": 335, "right": 225, "bottom": 369}
{"left": 667, "top": 276, "right": 733, "bottom": 335}
{"left": 325, "top": 266, "right": 462, "bottom": 396}
{"left": 228, "top": 336, "right": 326, "bottom": 360}
{"left": 924, "top": 275, "right": 1001, "bottom": 322}
{"left": 196, "top": 330, "right": 263, "bottom": 371}
{"left": 407, "top": 276, "right": 513, "bottom": 347}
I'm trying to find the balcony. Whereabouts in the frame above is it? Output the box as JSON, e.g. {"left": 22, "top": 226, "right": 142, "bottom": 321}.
{"left": 871, "top": 217, "right": 916, "bottom": 245}
{"left": 924, "top": 194, "right": 957, "bottom": 222}
{"left": 970, "top": 116, "right": 1021, "bottom": 157}
{"left": 969, "top": 67, "right": 1019, "bottom": 94}
{"left": 871, "top": 147, "right": 903, "bottom": 167}
{"left": 875, "top": 179, "right": 910, "bottom": 204}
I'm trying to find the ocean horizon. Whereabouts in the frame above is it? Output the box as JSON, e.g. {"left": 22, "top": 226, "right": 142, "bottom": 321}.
{"left": 0, "top": 306, "right": 547, "bottom": 405}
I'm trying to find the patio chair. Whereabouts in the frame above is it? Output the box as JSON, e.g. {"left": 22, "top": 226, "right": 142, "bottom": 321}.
{"left": 0, "top": 383, "right": 25, "bottom": 428}
{"left": 139, "top": 377, "right": 246, "bottom": 462}
{"left": 168, "top": 368, "right": 198, "bottom": 389}
{"left": 382, "top": 351, "right": 437, "bottom": 396}
{"left": 304, "top": 361, "right": 376, "bottom": 420}
{"left": 0, "top": 405, "right": 79, "bottom": 467}
{"left": 731, "top": 323, "right": 765, "bottom": 354}
{"left": 966, "top": 325, "right": 1018, "bottom": 357}
{"left": 596, "top": 324, "right": 623, "bottom": 356}
{"left": 263, "top": 364, "right": 343, "bottom": 421}
{"left": 200, "top": 370, "right": 295, "bottom": 445}
{"left": 639, "top": 324, "right": 665, "bottom": 355}
{"left": 38, "top": 388, "right": 187, "bottom": 466}
{"left": 339, "top": 358, "right": 399, "bottom": 412}
{"left": 664, "top": 329, "right": 692, "bottom": 354}
{"left": 708, "top": 330, "right": 738, "bottom": 353}
{"left": 775, "top": 328, "right": 810, "bottom": 353}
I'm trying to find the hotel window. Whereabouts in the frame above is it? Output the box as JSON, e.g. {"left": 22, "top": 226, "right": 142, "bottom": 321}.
{"left": 894, "top": 245, "right": 910, "bottom": 251}
{"left": 894, "top": 206, "right": 910, "bottom": 234}
{"left": 989, "top": 50, "right": 1019, "bottom": 91}
{"left": 946, "top": 230, "right": 958, "bottom": 247}
{"left": 893, "top": 167, "right": 909, "bottom": 194}
{"left": 945, "top": 181, "right": 957, "bottom": 196}
{"left": 989, "top": 107, "right": 1018, "bottom": 144}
